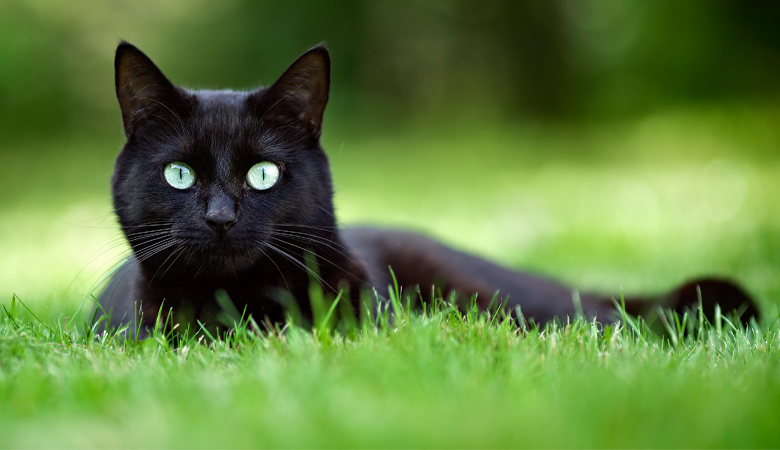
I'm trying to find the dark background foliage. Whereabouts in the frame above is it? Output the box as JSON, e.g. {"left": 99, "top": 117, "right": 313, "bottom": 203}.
{"left": 1, "top": 0, "right": 778, "bottom": 140}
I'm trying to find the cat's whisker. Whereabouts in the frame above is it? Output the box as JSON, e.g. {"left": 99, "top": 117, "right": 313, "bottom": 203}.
{"left": 129, "top": 235, "right": 179, "bottom": 257}
{"left": 78, "top": 235, "right": 133, "bottom": 265}
{"left": 270, "top": 229, "right": 353, "bottom": 255}
{"left": 61, "top": 219, "right": 176, "bottom": 230}
{"left": 311, "top": 205, "right": 356, "bottom": 239}
{"left": 134, "top": 241, "right": 178, "bottom": 263}
{"left": 193, "top": 262, "right": 206, "bottom": 278}
{"left": 268, "top": 236, "right": 366, "bottom": 285}
{"left": 82, "top": 250, "right": 136, "bottom": 301}
{"left": 60, "top": 229, "right": 170, "bottom": 302}
{"left": 78, "top": 226, "right": 169, "bottom": 257}
{"left": 269, "top": 236, "right": 346, "bottom": 270}
{"left": 272, "top": 223, "right": 340, "bottom": 232}
{"left": 269, "top": 229, "right": 379, "bottom": 278}
{"left": 62, "top": 246, "right": 135, "bottom": 306}
{"left": 126, "top": 233, "right": 177, "bottom": 246}
{"left": 262, "top": 241, "right": 335, "bottom": 292}
{"left": 270, "top": 228, "right": 343, "bottom": 245}
{"left": 184, "top": 245, "right": 197, "bottom": 268}
{"left": 48, "top": 210, "right": 116, "bottom": 230}
{"left": 124, "top": 227, "right": 175, "bottom": 236}
{"left": 76, "top": 239, "right": 135, "bottom": 279}
{"left": 149, "top": 240, "right": 183, "bottom": 280}
{"left": 313, "top": 203, "right": 339, "bottom": 221}
{"left": 95, "top": 237, "right": 180, "bottom": 315}
{"left": 76, "top": 231, "right": 173, "bottom": 278}
{"left": 121, "top": 234, "right": 173, "bottom": 249}
{"left": 126, "top": 239, "right": 183, "bottom": 302}
{"left": 120, "top": 221, "right": 177, "bottom": 228}
{"left": 87, "top": 232, "right": 178, "bottom": 293}
{"left": 257, "top": 246, "right": 291, "bottom": 296}
{"left": 265, "top": 244, "right": 331, "bottom": 292}
{"left": 156, "top": 245, "right": 186, "bottom": 281}
{"left": 133, "top": 238, "right": 181, "bottom": 264}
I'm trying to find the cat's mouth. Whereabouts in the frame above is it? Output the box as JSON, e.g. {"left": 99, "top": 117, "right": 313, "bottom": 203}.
{"left": 198, "top": 247, "right": 263, "bottom": 274}
{"left": 179, "top": 238, "right": 267, "bottom": 275}
{"left": 129, "top": 224, "right": 273, "bottom": 275}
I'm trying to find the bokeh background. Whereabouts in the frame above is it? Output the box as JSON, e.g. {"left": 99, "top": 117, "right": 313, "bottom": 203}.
{"left": 1, "top": 0, "right": 779, "bottom": 318}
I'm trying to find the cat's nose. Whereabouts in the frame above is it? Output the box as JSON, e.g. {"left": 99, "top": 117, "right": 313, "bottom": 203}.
{"left": 205, "top": 192, "right": 237, "bottom": 233}
{"left": 205, "top": 211, "right": 237, "bottom": 232}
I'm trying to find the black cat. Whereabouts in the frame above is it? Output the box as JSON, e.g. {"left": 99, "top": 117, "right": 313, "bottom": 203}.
{"left": 98, "top": 42, "right": 758, "bottom": 336}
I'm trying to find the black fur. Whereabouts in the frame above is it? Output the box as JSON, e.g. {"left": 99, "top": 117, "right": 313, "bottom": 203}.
{"left": 99, "top": 43, "right": 759, "bottom": 336}
{"left": 103, "top": 42, "right": 367, "bottom": 334}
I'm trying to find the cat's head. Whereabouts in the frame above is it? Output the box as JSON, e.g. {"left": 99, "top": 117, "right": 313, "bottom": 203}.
{"left": 112, "top": 42, "right": 335, "bottom": 275}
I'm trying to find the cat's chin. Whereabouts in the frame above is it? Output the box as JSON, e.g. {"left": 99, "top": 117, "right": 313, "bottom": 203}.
{"left": 188, "top": 245, "right": 265, "bottom": 276}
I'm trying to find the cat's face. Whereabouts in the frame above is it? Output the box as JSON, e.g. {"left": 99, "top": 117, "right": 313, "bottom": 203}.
{"left": 112, "top": 43, "right": 335, "bottom": 275}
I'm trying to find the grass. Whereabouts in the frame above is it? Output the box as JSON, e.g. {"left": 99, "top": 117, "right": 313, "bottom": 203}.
{"left": 1, "top": 291, "right": 779, "bottom": 448}
{"left": 1, "top": 104, "right": 780, "bottom": 447}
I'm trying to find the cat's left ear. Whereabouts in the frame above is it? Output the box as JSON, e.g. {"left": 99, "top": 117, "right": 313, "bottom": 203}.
{"left": 249, "top": 45, "right": 330, "bottom": 137}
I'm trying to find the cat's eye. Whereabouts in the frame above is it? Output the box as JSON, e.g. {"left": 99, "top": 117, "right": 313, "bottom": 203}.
{"left": 164, "top": 162, "right": 196, "bottom": 189}
{"left": 246, "top": 161, "right": 281, "bottom": 190}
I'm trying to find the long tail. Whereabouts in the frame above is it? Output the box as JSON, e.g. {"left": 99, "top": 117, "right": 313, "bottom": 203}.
{"left": 342, "top": 227, "right": 760, "bottom": 325}
{"left": 621, "top": 277, "right": 758, "bottom": 324}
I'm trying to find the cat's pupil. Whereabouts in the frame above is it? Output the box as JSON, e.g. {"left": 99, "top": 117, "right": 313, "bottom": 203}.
{"left": 262, "top": 168, "right": 265, "bottom": 180}
{"left": 179, "top": 168, "right": 183, "bottom": 180}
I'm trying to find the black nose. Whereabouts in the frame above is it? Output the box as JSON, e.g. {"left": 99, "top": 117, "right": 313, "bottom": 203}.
{"left": 205, "top": 212, "right": 237, "bottom": 232}
{"left": 205, "top": 191, "right": 238, "bottom": 233}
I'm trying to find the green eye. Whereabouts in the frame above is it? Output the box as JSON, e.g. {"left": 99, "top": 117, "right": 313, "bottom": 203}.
{"left": 246, "top": 161, "right": 281, "bottom": 190}
{"left": 164, "top": 162, "right": 196, "bottom": 189}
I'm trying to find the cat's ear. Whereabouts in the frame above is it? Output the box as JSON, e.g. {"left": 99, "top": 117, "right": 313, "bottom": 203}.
{"left": 115, "top": 42, "right": 186, "bottom": 137}
{"left": 250, "top": 45, "right": 330, "bottom": 137}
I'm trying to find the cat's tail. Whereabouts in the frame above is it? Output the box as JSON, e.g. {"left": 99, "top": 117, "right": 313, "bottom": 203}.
{"left": 342, "top": 226, "right": 760, "bottom": 325}
{"left": 618, "top": 277, "right": 759, "bottom": 326}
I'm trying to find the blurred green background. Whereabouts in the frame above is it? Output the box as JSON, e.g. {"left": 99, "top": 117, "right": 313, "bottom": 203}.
{"left": 1, "top": 0, "right": 779, "bottom": 317}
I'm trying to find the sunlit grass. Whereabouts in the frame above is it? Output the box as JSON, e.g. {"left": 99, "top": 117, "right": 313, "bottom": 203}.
{"left": 1, "top": 289, "right": 779, "bottom": 448}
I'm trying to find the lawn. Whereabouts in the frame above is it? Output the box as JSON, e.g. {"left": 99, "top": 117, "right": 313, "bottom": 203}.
{"left": 1, "top": 104, "right": 780, "bottom": 447}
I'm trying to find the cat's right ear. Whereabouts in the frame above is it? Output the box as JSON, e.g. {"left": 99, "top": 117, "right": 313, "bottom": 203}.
{"left": 115, "top": 42, "right": 185, "bottom": 137}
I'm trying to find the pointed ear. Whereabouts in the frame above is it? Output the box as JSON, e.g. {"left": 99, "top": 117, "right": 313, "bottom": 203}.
{"left": 250, "top": 45, "right": 330, "bottom": 137}
{"left": 115, "top": 42, "right": 186, "bottom": 137}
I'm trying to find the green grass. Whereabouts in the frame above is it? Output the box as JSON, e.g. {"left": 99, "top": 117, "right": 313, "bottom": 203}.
{"left": 1, "top": 293, "right": 779, "bottom": 448}
{"left": 2, "top": 104, "right": 780, "bottom": 447}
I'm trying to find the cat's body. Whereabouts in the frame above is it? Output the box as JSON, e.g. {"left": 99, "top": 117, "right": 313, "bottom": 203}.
{"left": 98, "top": 43, "right": 758, "bottom": 336}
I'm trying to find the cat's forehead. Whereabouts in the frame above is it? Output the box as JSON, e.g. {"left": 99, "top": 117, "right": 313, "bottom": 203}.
{"left": 192, "top": 90, "right": 251, "bottom": 129}
{"left": 188, "top": 89, "right": 267, "bottom": 149}
{"left": 177, "top": 88, "right": 291, "bottom": 165}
